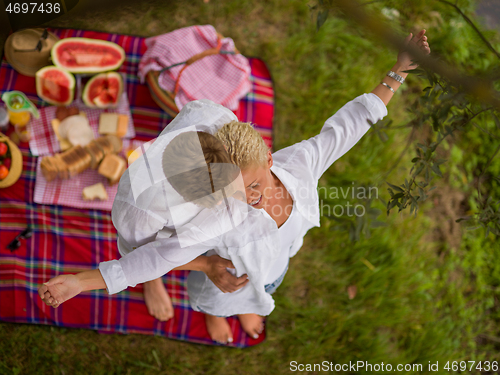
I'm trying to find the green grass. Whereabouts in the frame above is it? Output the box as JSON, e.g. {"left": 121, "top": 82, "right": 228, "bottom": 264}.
{"left": 1, "top": 0, "right": 500, "bottom": 374}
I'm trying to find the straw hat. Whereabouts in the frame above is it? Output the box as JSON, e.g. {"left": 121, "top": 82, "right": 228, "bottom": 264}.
{"left": 0, "top": 133, "right": 23, "bottom": 188}
{"left": 4, "top": 28, "right": 59, "bottom": 77}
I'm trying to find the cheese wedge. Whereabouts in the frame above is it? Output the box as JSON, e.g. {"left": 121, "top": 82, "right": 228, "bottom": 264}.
{"left": 99, "top": 113, "right": 129, "bottom": 138}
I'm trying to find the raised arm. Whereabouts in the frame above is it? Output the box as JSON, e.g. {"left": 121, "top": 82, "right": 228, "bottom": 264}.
{"left": 372, "top": 29, "right": 431, "bottom": 105}
{"left": 274, "top": 29, "right": 431, "bottom": 182}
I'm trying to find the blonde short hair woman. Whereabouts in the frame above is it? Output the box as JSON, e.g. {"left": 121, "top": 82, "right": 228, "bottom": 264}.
{"left": 39, "top": 29, "right": 431, "bottom": 345}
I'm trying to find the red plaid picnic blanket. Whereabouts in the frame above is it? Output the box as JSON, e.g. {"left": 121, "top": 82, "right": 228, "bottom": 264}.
{"left": 0, "top": 28, "right": 274, "bottom": 348}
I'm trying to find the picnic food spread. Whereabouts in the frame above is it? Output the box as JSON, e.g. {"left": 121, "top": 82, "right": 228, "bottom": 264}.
{"left": 1, "top": 31, "right": 131, "bottom": 203}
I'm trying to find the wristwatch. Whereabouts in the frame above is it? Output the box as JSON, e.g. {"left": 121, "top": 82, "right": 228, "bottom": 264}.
{"left": 387, "top": 71, "right": 405, "bottom": 84}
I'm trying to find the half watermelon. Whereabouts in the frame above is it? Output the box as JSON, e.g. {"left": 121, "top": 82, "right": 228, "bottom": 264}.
{"left": 82, "top": 72, "right": 123, "bottom": 108}
{"left": 52, "top": 38, "right": 126, "bottom": 74}
{"left": 36, "top": 66, "right": 75, "bottom": 106}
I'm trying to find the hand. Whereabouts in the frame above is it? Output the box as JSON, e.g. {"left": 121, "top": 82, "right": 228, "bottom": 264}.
{"left": 204, "top": 255, "right": 249, "bottom": 293}
{"left": 397, "top": 29, "right": 431, "bottom": 71}
{"left": 38, "top": 274, "right": 83, "bottom": 308}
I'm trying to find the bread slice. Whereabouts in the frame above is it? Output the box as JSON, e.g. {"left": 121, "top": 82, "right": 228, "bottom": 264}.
{"left": 99, "top": 135, "right": 122, "bottom": 154}
{"left": 84, "top": 140, "right": 105, "bottom": 169}
{"left": 94, "top": 135, "right": 123, "bottom": 157}
{"left": 46, "top": 154, "right": 70, "bottom": 180}
{"left": 82, "top": 182, "right": 108, "bottom": 201}
{"left": 108, "top": 135, "right": 122, "bottom": 153}
{"left": 98, "top": 154, "right": 127, "bottom": 185}
{"left": 57, "top": 145, "right": 91, "bottom": 177}
{"left": 40, "top": 156, "right": 63, "bottom": 182}
{"left": 99, "top": 113, "right": 129, "bottom": 138}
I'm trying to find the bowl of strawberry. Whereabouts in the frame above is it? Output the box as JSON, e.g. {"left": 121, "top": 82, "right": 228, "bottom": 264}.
{"left": 0, "top": 133, "right": 22, "bottom": 188}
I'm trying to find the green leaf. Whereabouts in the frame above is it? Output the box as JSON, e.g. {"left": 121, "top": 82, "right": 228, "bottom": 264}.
{"left": 418, "top": 187, "right": 426, "bottom": 200}
{"left": 413, "top": 163, "right": 425, "bottom": 177}
{"left": 386, "top": 181, "right": 404, "bottom": 192}
{"left": 416, "top": 143, "right": 427, "bottom": 152}
{"left": 431, "top": 164, "right": 443, "bottom": 177}
{"left": 388, "top": 199, "right": 398, "bottom": 210}
{"left": 316, "top": 9, "right": 329, "bottom": 30}
{"left": 411, "top": 157, "right": 420, "bottom": 163}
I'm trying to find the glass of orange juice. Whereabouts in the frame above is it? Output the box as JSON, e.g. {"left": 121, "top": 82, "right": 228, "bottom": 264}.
{"left": 2, "top": 91, "right": 40, "bottom": 127}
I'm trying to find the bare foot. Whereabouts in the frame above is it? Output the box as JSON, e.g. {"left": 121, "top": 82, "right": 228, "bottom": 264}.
{"left": 205, "top": 314, "right": 233, "bottom": 344}
{"left": 237, "top": 313, "right": 264, "bottom": 339}
{"left": 142, "top": 278, "right": 174, "bottom": 321}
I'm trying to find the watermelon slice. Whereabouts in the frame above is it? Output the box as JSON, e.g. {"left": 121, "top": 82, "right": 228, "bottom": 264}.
{"left": 36, "top": 66, "right": 75, "bottom": 106}
{"left": 52, "top": 38, "right": 126, "bottom": 74}
{"left": 82, "top": 72, "right": 123, "bottom": 108}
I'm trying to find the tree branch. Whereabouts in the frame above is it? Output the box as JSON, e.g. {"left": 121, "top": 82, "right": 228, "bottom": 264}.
{"left": 438, "top": 0, "right": 500, "bottom": 61}
{"left": 330, "top": 0, "right": 500, "bottom": 109}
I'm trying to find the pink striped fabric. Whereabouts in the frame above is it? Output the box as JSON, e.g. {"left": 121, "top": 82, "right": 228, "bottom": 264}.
{"left": 138, "top": 25, "right": 251, "bottom": 111}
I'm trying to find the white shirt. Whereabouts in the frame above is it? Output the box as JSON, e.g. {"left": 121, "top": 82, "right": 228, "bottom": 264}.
{"left": 99, "top": 93, "right": 387, "bottom": 316}
{"left": 263, "top": 201, "right": 300, "bottom": 285}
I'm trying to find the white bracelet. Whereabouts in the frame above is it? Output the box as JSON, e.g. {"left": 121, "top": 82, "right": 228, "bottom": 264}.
{"left": 381, "top": 82, "right": 395, "bottom": 93}
{"left": 387, "top": 71, "right": 405, "bottom": 84}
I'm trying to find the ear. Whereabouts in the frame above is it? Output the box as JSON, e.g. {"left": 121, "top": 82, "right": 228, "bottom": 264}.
{"left": 267, "top": 150, "right": 273, "bottom": 168}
